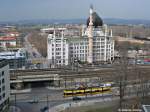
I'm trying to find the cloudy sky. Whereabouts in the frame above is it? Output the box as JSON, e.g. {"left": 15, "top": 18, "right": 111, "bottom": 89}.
{"left": 0, "top": 0, "right": 149, "bottom": 21}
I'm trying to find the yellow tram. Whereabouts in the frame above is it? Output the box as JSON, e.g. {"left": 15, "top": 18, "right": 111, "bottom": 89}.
{"left": 64, "top": 84, "right": 112, "bottom": 97}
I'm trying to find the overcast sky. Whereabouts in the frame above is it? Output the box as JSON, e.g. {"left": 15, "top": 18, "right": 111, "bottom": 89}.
{"left": 0, "top": 0, "right": 150, "bottom": 21}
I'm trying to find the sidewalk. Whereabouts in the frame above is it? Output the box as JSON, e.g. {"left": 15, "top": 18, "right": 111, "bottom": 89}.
{"left": 49, "top": 92, "right": 144, "bottom": 112}
{"left": 46, "top": 87, "right": 64, "bottom": 90}
{"left": 49, "top": 96, "right": 119, "bottom": 112}
{"left": 10, "top": 106, "right": 21, "bottom": 112}
{"left": 11, "top": 88, "right": 31, "bottom": 94}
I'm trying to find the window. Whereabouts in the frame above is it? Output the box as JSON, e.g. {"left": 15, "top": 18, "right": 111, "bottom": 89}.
{"left": 56, "top": 48, "right": 61, "bottom": 51}
{"left": 2, "top": 86, "right": 5, "bottom": 91}
{"left": 56, "top": 52, "right": 60, "bottom": 55}
{"left": 101, "top": 46, "right": 104, "bottom": 48}
{"left": 2, "top": 71, "right": 4, "bottom": 76}
{"left": 2, "top": 93, "right": 5, "bottom": 98}
{"left": 52, "top": 56, "right": 54, "bottom": 59}
{"left": 101, "top": 38, "right": 105, "bottom": 41}
{"left": 6, "top": 42, "right": 10, "bottom": 47}
{"left": 101, "top": 53, "right": 104, "bottom": 55}
{"left": 101, "top": 49, "right": 104, "bottom": 52}
{"left": 80, "top": 43, "right": 83, "bottom": 45}
{"left": 56, "top": 44, "right": 61, "bottom": 47}
{"left": 59, "top": 60, "right": 61, "bottom": 63}
{"left": 56, "top": 39, "right": 61, "bottom": 42}
{"left": 20, "top": 53, "right": 23, "bottom": 56}
{"left": 2, "top": 78, "right": 4, "bottom": 83}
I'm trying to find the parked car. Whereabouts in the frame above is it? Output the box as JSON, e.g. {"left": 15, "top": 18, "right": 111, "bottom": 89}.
{"left": 72, "top": 96, "right": 81, "bottom": 101}
{"left": 40, "top": 106, "right": 49, "bottom": 112}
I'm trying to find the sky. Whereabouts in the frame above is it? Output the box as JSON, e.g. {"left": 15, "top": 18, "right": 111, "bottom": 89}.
{"left": 0, "top": 0, "right": 150, "bottom": 21}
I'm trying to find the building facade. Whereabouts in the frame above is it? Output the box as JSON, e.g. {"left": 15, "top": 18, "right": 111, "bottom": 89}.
{"left": 0, "top": 59, "right": 10, "bottom": 112}
{"left": 47, "top": 30, "right": 69, "bottom": 66}
{"left": 0, "top": 48, "right": 26, "bottom": 69}
{"left": 47, "top": 6, "right": 114, "bottom": 66}
{"left": 0, "top": 36, "right": 17, "bottom": 49}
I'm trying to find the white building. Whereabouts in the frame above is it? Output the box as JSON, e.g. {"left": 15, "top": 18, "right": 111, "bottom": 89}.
{"left": 0, "top": 48, "right": 26, "bottom": 69}
{"left": 0, "top": 36, "right": 17, "bottom": 48}
{"left": 41, "top": 28, "right": 66, "bottom": 34}
{"left": 0, "top": 49, "right": 26, "bottom": 59}
{"left": 0, "top": 59, "right": 10, "bottom": 112}
{"left": 47, "top": 30, "right": 69, "bottom": 66}
{"left": 47, "top": 6, "right": 114, "bottom": 66}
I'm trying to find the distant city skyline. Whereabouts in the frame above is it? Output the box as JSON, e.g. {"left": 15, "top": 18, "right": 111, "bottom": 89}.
{"left": 0, "top": 0, "right": 150, "bottom": 21}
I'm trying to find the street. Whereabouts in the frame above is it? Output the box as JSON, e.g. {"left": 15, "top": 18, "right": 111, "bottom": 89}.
{"left": 10, "top": 87, "right": 64, "bottom": 112}
{"left": 10, "top": 80, "right": 150, "bottom": 112}
{"left": 24, "top": 33, "right": 48, "bottom": 69}
{"left": 24, "top": 34, "right": 42, "bottom": 59}
{"left": 10, "top": 87, "right": 113, "bottom": 112}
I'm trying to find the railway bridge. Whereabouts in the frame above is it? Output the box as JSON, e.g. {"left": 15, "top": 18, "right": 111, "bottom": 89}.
{"left": 10, "top": 66, "right": 150, "bottom": 89}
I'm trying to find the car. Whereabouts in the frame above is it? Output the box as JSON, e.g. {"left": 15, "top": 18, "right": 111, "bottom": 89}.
{"left": 72, "top": 96, "right": 81, "bottom": 101}
{"left": 40, "top": 106, "right": 49, "bottom": 112}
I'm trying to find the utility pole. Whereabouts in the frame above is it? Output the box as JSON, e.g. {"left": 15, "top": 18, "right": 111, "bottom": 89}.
{"left": 65, "top": 74, "right": 67, "bottom": 88}
{"left": 46, "top": 94, "right": 49, "bottom": 110}
{"left": 14, "top": 93, "right": 17, "bottom": 112}
{"left": 119, "top": 77, "right": 123, "bottom": 112}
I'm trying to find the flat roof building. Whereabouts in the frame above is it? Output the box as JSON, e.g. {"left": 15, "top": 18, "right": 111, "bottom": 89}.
{"left": 0, "top": 59, "right": 10, "bottom": 112}
{"left": 0, "top": 49, "right": 26, "bottom": 69}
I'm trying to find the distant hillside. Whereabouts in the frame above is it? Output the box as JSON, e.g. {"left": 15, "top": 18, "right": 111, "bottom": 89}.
{"left": 103, "top": 18, "right": 150, "bottom": 26}
{"left": 1, "top": 18, "right": 150, "bottom": 26}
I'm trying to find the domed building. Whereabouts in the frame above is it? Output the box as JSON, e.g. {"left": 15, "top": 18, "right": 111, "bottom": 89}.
{"left": 47, "top": 6, "right": 114, "bottom": 66}
{"left": 87, "top": 12, "right": 103, "bottom": 27}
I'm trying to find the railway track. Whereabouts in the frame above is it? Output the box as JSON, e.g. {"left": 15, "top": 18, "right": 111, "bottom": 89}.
{"left": 10, "top": 65, "right": 150, "bottom": 80}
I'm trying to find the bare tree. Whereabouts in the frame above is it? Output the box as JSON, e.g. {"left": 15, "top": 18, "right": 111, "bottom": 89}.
{"left": 114, "top": 42, "right": 130, "bottom": 111}
{"left": 28, "top": 31, "right": 48, "bottom": 57}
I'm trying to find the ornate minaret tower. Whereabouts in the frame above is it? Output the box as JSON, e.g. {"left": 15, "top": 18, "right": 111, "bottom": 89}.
{"left": 88, "top": 5, "right": 94, "bottom": 64}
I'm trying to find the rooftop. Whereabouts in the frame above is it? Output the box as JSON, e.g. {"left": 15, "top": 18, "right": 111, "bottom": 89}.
{"left": 0, "top": 59, "right": 8, "bottom": 68}
{"left": 143, "top": 105, "right": 150, "bottom": 112}
{"left": 0, "top": 36, "right": 16, "bottom": 41}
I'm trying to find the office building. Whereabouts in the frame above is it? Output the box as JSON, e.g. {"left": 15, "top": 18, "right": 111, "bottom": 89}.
{"left": 0, "top": 59, "right": 10, "bottom": 112}
{"left": 0, "top": 48, "right": 26, "bottom": 69}
{"left": 47, "top": 6, "right": 114, "bottom": 66}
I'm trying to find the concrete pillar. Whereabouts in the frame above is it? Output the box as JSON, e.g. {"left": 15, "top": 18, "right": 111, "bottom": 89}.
{"left": 53, "top": 80, "right": 60, "bottom": 87}
{"left": 59, "top": 80, "right": 64, "bottom": 87}
{"left": 27, "top": 83, "right": 31, "bottom": 88}
{"left": 15, "top": 82, "right": 24, "bottom": 90}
